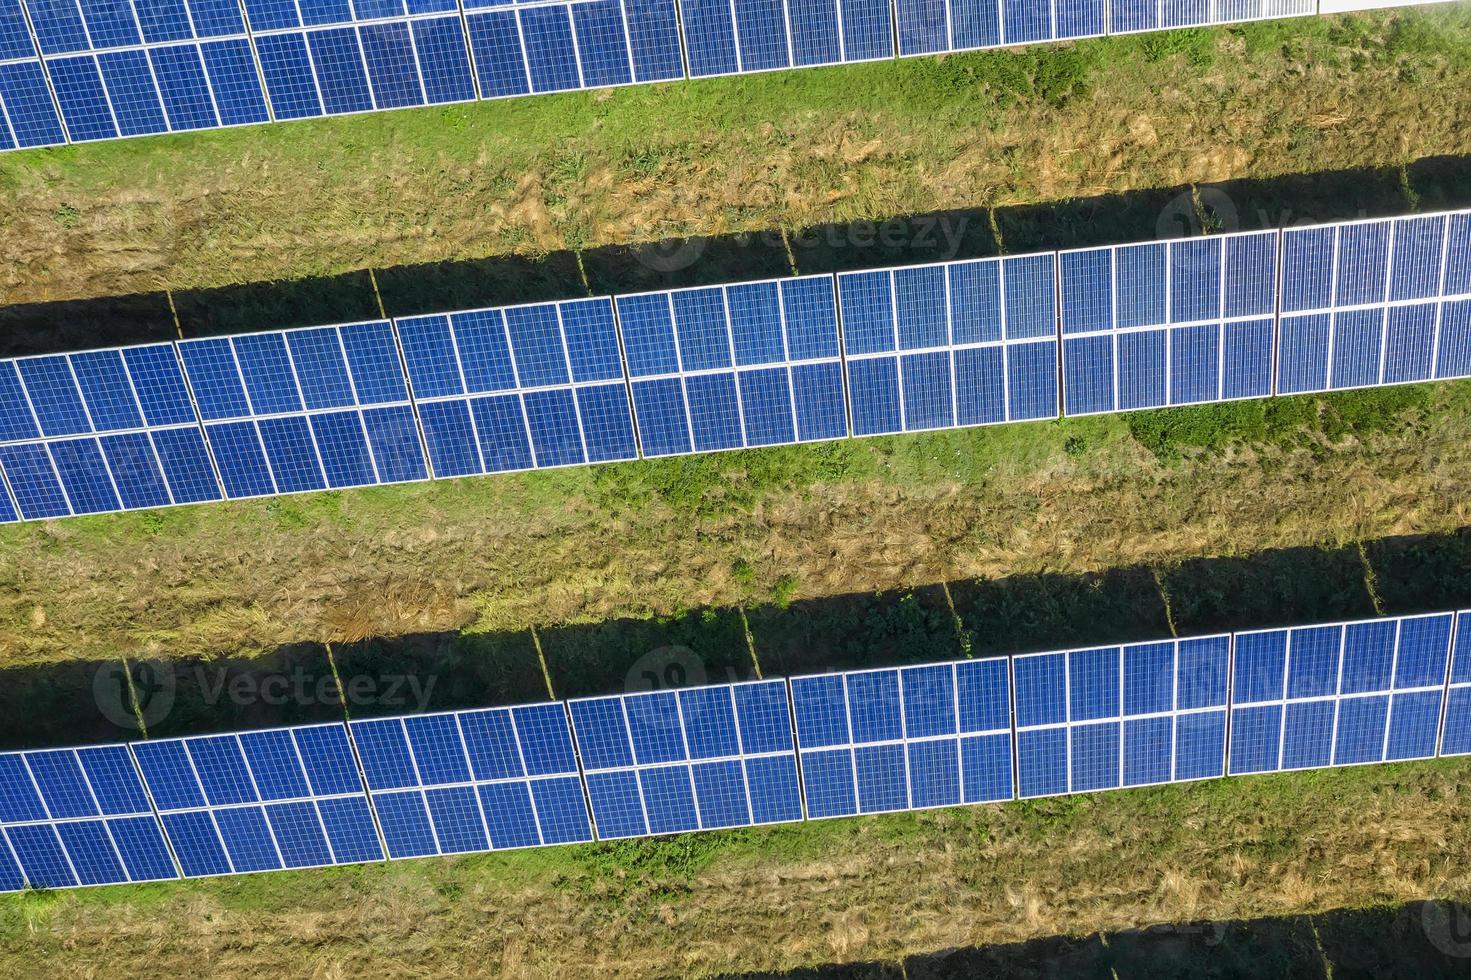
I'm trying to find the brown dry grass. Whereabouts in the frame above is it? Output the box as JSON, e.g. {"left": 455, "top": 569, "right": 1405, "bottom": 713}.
{"left": 2, "top": 761, "right": 1466, "bottom": 977}
{"left": 2, "top": 398, "right": 1469, "bottom": 668}
{"left": 1, "top": 14, "right": 1469, "bottom": 305}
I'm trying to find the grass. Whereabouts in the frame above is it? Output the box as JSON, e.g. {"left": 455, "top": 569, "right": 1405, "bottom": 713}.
{"left": 1, "top": 758, "right": 1466, "bottom": 977}
{"left": 3, "top": 9, "right": 1471, "bottom": 975}
{"left": 4, "top": 9, "right": 1471, "bottom": 306}
{"left": 2, "top": 379, "right": 1470, "bottom": 671}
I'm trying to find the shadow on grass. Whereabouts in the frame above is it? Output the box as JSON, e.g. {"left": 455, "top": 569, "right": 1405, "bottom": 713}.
{"left": 2, "top": 525, "right": 1469, "bottom": 750}
{"left": 712, "top": 900, "right": 1471, "bottom": 979}
{"left": 1, "top": 154, "right": 1469, "bottom": 355}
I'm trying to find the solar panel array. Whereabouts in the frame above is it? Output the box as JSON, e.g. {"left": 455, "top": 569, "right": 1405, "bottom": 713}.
{"left": 129, "top": 723, "right": 384, "bottom": 876}
{"left": 5, "top": 207, "right": 1471, "bottom": 525}
{"left": 3, "top": 608, "right": 1467, "bottom": 892}
{"left": 1276, "top": 213, "right": 1471, "bottom": 395}
{"left": 1058, "top": 231, "right": 1278, "bottom": 415}
{"left": 4, "top": 0, "right": 1436, "bottom": 150}
{"left": 567, "top": 680, "right": 803, "bottom": 838}
{"left": 349, "top": 702, "right": 593, "bottom": 857}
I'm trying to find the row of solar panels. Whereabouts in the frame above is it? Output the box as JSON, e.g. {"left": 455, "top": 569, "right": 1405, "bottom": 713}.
{"left": 1, "top": 607, "right": 1468, "bottom": 891}
{"left": 0, "top": 0, "right": 1439, "bottom": 149}
{"left": 1, "top": 208, "right": 1469, "bottom": 523}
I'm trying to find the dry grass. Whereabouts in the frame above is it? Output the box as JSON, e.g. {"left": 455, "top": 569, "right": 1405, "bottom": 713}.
{"left": 1, "top": 761, "right": 1466, "bottom": 977}
{"left": 0, "top": 13, "right": 1469, "bottom": 305}
{"left": 1, "top": 392, "right": 1469, "bottom": 668}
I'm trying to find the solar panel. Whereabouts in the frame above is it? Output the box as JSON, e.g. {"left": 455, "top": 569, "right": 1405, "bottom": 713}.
{"left": 1441, "top": 610, "right": 1471, "bottom": 757}
{"left": 1058, "top": 230, "right": 1277, "bottom": 416}
{"left": 1277, "top": 211, "right": 1471, "bottom": 396}
{"left": 0, "top": 0, "right": 67, "bottom": 149}
{"left": 837, "top": 254, "right": 1060, "bottom": 436}
{"left": 130, "top": 723, "right": 385, "bottom": 877}
{"left": 396, "top": 297, "right": 638, "bottom": 476}
{"left": 459, "top": 0, "right": 683, "bottom": 101}
{"left": 788, "top": 659, "right": 1014, "bottom": 818}
{"left": 566, "top": 680, "right": 803, "bottom": 839}
{"left": 1105, "top": 0, "right": 1312, "bottom": 33}
{"left": 24, "top": 0, "right": 272, "bottom": 142}
{"left": 679, "top": 0, "right": 893, "bottom": 78}
{"left": 613, "top": 276, "right": 848, "bottom": 456}
{"left": 348, "top": 702, "right": 593, "bottom": 857}
{"left": 176, "top": 323, "right": 430, "bottom": 497}
{"left": 1228, "top": 612, "right": 1455, "bottom": 775}
{"left": 1012, "top": 636, "right": 1230, "bottom": 797}
{"left": 0, "top": 0, "right": 1425, "bottom": 151}
{"left": 0, "top": 742, "right": 179, "bottom": 890}
{"left": 0, "top": 344, "right": 223, "bottom": 519}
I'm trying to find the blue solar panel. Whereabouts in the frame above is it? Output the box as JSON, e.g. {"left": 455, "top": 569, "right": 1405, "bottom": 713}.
{"left": 614, "top": 277, "right": 846, "bottom": 455}
{"left": 350, "top": 702, "right": 592, "bottom": 856}
{"left": 11, "top": 209, "right": 1471, "bottom": 523}
{"left": 1441, "top": 610, "right": 1471, "bottom": 757}
{"left": 177, "top": 324, "right": 430, "bottom": 498}
{"left": 679, "top": 0, "right": 888, "bottom": 77}
{"left": 1228, "top": 613, "right": 1455, "bottom": 776}
{"left": 1059, "top": 231, "right": 1277, "bottom": 416}
{"left": 789, "top": 658, "right": 1014, "bottom": 818}
{"left": 398, "top": 297, "right": 637, "bottom": 476}
{"left": 131, "top": 723, "right": 385, "bottom": 877}
{"left": 567, "top": 680, "right": 802, "bottom": 839}
{"left": 1278, "top": 214, "right": 1471, "bottom": 396}
{"left": 0, "top": 0, "right": 1335, "bottom": 152}
{"left": 838, "top": 255, "right": 1060, "bottom": 436}
{"left": 0, "top": 742, "right": 179, "bottom": 890}
{"left": 1014, "top": 636, "right": 1230, "bottom": 797}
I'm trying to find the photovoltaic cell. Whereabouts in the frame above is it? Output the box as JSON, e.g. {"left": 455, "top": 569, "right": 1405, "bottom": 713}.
{"left": 789, "top": 658, "right": 1015, "bottom": 818}
{"left": 1059, "top": 231, "right": 1278, "bottom": 416}
{"left": 130, "top": 723, "right": 385, "bottom": 877}
{"left": 349, "top": 702, "right": 592, "bottom": 856}
{"left": 567, "top": 680, "right": 802, "bottom": 839}
{"left": 0, "top": 742, "right": 179, "bottom": 890}
{"left": 1228, "top": 613, "right": 1455, "bottom": 775}
{"left": 838, "top": 254, "right": 1060, "bottom": 435}
{"left": 176, "top": 323, "right": 429, "bottom": 497}
{"left": 1013, "top": 636, "right": 1230, "bottom": 798}
{"left": 7, "top": 209, "right": 1471, "bottom": 524}
{"left": 1278, "top": 213, "right": 1471, "bottom": 396}
{"left": 613, "top": 277, "right": 847, "bottom": 456}
{"left": 397, "top": 297, "right": 638, "bottom": 476}
{"left": 0, "top": 344, "right": 220, "bottom": 517}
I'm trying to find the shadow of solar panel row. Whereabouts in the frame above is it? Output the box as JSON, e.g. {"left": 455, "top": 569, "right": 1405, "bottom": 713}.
{"left": 2, "top": 209, "right": 1470, "bottom": 524}
{"left": 2, "top": 608, "right": 1469, "bottom": 891}
{"left": 5, "top": 0, "right": 1411, "bottom": 149}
